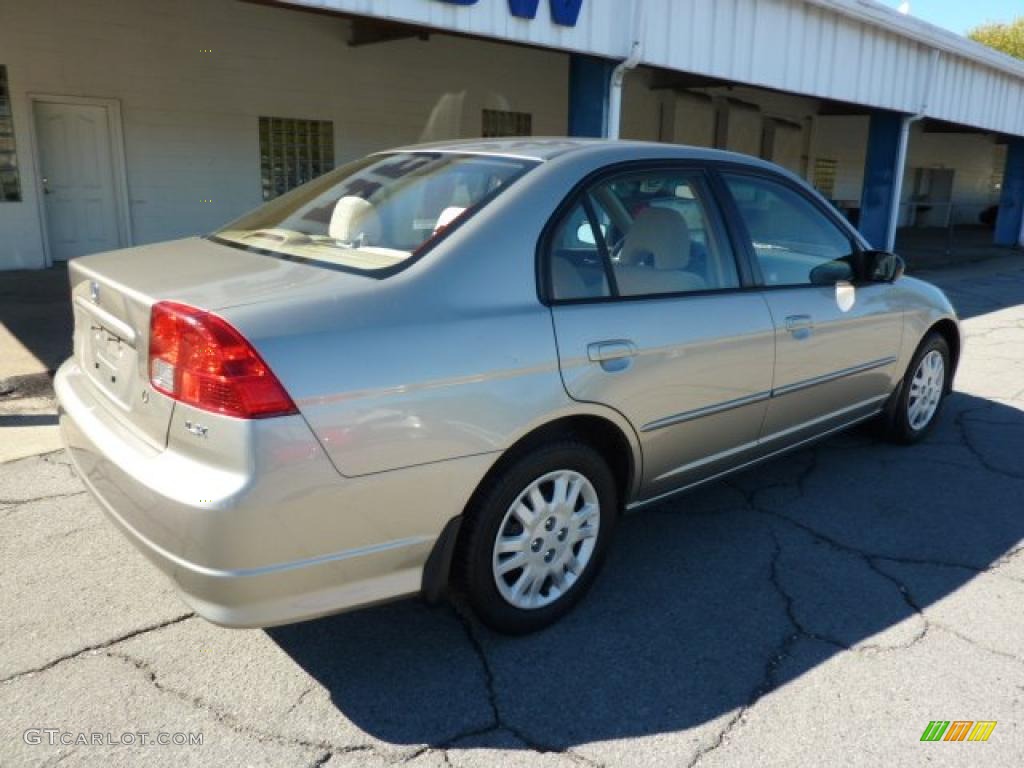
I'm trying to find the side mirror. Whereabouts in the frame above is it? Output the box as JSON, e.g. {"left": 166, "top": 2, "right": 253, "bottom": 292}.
{"left": 809, "top": 258, "right": 856, "bottom": 286}
{"left": 862, "top": 250, "right": 906, "bottom": 283}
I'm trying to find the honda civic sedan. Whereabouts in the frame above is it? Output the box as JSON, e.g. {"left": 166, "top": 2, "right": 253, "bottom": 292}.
{"left": 57, "top": 139, "right": 960, "bottom": 634}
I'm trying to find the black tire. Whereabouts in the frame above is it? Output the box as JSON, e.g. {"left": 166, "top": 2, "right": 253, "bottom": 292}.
{"left": 455, "top": 439, "right": 618, "bottom": 635}
{"left": 882, "top": 332, "right": 951, "bottom": 444}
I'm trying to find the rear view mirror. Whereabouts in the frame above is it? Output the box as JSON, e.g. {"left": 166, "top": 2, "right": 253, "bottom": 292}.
{"left": 863, "top": 250, "right": 906, "bottom": 283}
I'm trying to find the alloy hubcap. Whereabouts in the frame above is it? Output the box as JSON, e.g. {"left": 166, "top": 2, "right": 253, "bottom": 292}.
{"left": 907, "top": 350, "right": 945, "bottom": 431}
{"left": 492, "top": 470, "right": 600, "bottom": 610}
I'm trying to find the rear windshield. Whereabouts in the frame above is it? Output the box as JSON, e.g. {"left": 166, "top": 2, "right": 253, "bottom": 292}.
{"left": 213, "top": 152, "right": 537, "bottom": 274}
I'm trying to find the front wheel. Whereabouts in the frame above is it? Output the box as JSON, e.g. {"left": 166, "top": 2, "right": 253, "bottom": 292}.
{"left": 456, "top": 440, "right": 617, "bottom": 634}
{"left": 883, "top": 332, "right": 951, "bottom": 444}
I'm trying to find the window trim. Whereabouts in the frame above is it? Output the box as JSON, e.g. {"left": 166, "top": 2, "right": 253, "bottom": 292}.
{"left": 537, "top": 160, "right": 755, "bottom": 306}
{"left": 709, "top": 163, "right": 872, "bottom": 290}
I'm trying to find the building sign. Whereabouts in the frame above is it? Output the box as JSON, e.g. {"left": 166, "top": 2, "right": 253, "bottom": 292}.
{"left": 436, "top": 0, "right": 584, "bottom": 27}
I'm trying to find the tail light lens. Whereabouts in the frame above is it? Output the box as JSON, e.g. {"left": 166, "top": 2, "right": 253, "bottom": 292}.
{"left": 149, "top": 301, "right": 298, "bottom": 419}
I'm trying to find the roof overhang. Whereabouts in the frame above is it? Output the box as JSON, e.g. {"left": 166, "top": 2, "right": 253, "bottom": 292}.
{"left": 263, "top": 0, "right": 1024, "bottom": 138}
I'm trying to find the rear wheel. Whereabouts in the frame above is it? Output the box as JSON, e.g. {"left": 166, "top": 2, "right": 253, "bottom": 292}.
{"left": 883, "top": 332, "right": 950, "bottom": 444}
{"left": 456, "top": 440, "right": 617, "bottom": 634}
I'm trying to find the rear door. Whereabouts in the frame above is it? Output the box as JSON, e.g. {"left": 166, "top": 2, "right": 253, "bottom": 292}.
{"left": 718, "top": 170, "right": 904, "bottom": 444}
{"left": 546, "top": 165, "right": 775, "bottom": 500}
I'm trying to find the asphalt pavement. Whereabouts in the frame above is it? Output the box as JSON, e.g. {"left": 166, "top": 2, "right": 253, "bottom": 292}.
{"left": 2, "top": 256, "right": 1023, "bottom": 767}
{"left": 0, "top": 264, "right": 71, "bottom": 463}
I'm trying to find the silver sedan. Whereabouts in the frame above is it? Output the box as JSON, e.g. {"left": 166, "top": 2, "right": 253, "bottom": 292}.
{"left": 57, "top": 139, "right": 961, "bottom": 634}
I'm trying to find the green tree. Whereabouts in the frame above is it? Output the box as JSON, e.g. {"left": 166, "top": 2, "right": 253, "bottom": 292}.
{"left": 968, "top": 17, "right": 1024, "bottom": 60}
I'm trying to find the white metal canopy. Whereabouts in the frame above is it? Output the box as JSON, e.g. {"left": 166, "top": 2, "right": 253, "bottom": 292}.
{"left": 280, "top": 0, "right": 1024, "bottom": 138}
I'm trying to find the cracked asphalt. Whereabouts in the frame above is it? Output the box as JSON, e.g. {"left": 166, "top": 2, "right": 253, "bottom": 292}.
{"left": 3, "top": 258, "right": 1024, "bottom": 767}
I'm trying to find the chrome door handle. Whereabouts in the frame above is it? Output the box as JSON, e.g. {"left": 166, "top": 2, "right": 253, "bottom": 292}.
{"left": 785, "top": 315, "right": 814, "bottom": 336}
{"left": 587, "top": 340, "right": 637, "bottom": 363}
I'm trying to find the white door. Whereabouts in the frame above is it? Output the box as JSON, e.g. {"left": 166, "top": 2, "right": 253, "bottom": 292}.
{"left": 34, "top": 101, "right": 122, "bottom": 260}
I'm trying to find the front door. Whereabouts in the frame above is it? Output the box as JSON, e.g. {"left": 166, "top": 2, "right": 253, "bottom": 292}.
{"left": 546, "top": 166, "right": 775, "bottom": 500}
{"left": 720, "top": 171, "right": 904, "bottom": 444}
{"left": 34, "top": 101, "right": 123, "bottom": 260}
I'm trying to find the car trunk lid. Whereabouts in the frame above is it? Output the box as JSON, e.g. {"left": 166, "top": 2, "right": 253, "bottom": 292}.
{"left": 68, "top": 236, "right": 343, "bottom": 449}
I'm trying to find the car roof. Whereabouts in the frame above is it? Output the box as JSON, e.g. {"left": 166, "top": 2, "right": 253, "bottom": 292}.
{"left": 384, "top": 137, "right": 782, "bottom": 169}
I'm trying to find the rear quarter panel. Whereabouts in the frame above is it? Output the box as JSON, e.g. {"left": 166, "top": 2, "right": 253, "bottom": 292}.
{"left": 225, "top": 290, "right": 569, "bottom": 477}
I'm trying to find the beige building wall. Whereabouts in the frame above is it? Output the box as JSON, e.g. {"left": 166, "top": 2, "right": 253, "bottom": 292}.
{"left": 0, "top": 0, "right": 568, "bottom": 270}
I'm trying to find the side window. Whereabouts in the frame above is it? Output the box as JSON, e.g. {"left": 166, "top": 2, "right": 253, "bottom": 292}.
{"left": 548, "top": 169, "right": 739, "bottom": 301}
{"left": 548, "top": 201, "right": 610, "bottom": 301}
{"left": 723, "top": 174, "right": 856, "bottom": 287}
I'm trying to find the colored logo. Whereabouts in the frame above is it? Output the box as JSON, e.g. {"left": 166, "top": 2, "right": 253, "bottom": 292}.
{"left": 920, "top": 721, "right": 997, "bottom": 742}
{"left": 435, "top": 0, "right": 585, "bottom": 27}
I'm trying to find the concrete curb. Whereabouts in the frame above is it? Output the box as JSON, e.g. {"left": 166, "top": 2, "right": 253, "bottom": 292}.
{"left": 0, "top": 371, "right": 56, "bottom": 400}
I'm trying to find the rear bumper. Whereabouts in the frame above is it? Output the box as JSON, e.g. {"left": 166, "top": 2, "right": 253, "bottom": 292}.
{"left": 56, "top": 360, "right": 489, "bottom": 627}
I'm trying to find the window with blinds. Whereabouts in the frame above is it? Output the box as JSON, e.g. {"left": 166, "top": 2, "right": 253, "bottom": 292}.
{"left": 259, "top": 116, "right": 334, "bottom": 200}
{"left": 0, "top": 66, "right": 21, "bottom": 202}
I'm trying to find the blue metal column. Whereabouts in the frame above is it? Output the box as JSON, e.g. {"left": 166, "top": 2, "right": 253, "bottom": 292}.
{"left": 995, "top": 138, "right": 1024, "bottom": 247}
{"left": 568, "top": 54, "right": 613, "bottom": 138}
{"left": 859, "top": 111, "right": 905, "bottom": 249}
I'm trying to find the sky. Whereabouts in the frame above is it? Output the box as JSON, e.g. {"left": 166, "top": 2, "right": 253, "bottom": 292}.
{"left": 878, "top": 0, "right": 1021, "bottom": 35}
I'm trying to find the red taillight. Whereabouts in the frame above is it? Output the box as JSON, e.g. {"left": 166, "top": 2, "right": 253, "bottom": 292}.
{"left": 149, "top": 301, "right": 298, "bottom": 419}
